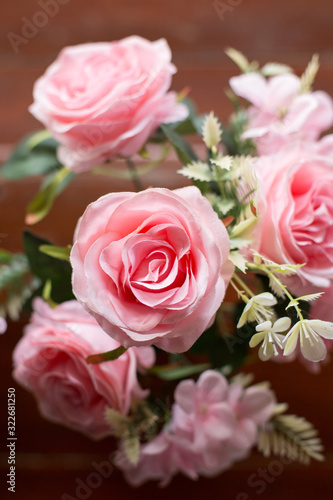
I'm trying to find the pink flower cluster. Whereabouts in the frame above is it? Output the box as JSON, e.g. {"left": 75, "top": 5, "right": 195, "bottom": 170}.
{"left": 115, "top": 370, "right": 276, "bottom": 486}
{"left": 12, "top": 298, "right": 155, "bottom": 439}
{"left": 229, "top": 72, "right": 333, "bottom": 155}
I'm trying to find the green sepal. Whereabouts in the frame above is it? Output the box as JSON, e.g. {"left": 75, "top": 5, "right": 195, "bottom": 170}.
{"left": 149, "top": 362, "right": 210, "bottom": 381}
{"left": 86, "top": 346, "right": 127, "bottom": 364}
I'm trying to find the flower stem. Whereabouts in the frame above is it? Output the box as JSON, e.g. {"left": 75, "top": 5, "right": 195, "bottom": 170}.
{"left": 126, "top": 157, "right": 144, "bottom": 192}
{"left": 247, "top": 263, "right": 304, "bottom": 321}
{"left": 233, "top": 272, "right": 255, "bottom": 299}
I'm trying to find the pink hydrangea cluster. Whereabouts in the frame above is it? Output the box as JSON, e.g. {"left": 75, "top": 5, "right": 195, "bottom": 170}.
{"left": 229, "top": 72, "right": 333, "bottom": 155}
{"left": 12, "top": 298, "right": 155, "bottom": 439}
{"left": 115, "top": 370, "right": 276, "bottom": 486}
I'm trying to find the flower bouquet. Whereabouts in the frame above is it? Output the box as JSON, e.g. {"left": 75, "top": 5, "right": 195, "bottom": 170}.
{"left": 2, "top": 37, "right": 333, "bottom": 487}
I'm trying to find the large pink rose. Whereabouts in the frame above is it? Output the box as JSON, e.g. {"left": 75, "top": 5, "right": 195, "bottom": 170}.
{"left": 229, "top": 73, "right": 333, "bottom": 154}
{"left": 12, "top": 298, "right": 155, "bottom": 439}
{"left": 253, "top": 143, "right": 333, "bottom": 294}
{"left": 70, "top": 186, "right": 232, "bottom": 353}
{"left": 29, "top": 36, "right": 188, "bottom": 172}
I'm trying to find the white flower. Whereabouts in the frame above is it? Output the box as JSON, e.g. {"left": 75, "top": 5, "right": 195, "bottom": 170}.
{"left": 250, "top": 317, "right": 291, "bottom": 361}
{"left": 283, "top": 320, "right": 333, "bottom": 362}
{"left": 237, "top": 292, "right": 277, "bottom": 328}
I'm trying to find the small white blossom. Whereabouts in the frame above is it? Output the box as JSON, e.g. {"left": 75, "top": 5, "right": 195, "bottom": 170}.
{"left": 283, "top": 320, "right": 333, "bottom": 362}
{"left": 237, "top": 292, "right": 277, "bottom": 328}
{"left": 250, "top": 317, "right": 291, "bottom": 361}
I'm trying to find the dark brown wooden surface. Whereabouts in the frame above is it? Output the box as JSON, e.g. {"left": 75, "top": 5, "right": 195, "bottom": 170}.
{"left": 1, "top": 1, "right": 333, "bottom": 499}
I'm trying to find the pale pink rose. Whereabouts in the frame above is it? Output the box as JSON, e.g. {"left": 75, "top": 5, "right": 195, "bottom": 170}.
{"left": 253, "top": 143, "right": 333, "bottom": 294}
{"left": 115, "top": 371, "right": 275, "bottom": 486}
{"left": 29, "top": 36, "right": 188, "bottom": 172}
{"left": 70, "top": 186, "right": 232, "bottom": 353}
{"left": 229, "top": 73, "right": 333, "bottom": 154}
{"left": 12, "top": 298, "right": 155, "bottom": 439}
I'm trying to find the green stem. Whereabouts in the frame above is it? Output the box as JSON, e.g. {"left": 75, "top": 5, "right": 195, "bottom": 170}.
{"left": 248, "top": 263, "right": 304, "bottom": 321}
{"left": 126, "top": 157, "right": 144, "bottom": 192}
{"left": 233, "top": 272, "right": 255, "bottom": 299}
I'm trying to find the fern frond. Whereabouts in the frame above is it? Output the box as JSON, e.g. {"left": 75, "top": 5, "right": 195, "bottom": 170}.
{"left": 258, "top": 413, "right": 324, "bottom": 465}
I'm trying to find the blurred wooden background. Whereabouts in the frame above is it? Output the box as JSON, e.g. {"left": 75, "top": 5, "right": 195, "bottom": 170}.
{"left": 1, "top": 1, "right": 333, "bottom": 499}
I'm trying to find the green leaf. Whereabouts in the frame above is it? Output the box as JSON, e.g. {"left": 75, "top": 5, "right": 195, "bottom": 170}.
{"left": 214, "top": 198, "right": 236, "bottom": 215}
{"left": 105, "top": 408, "right": 130, "bottom": 438}
{"left": 86, "top": 346, "right": 127, "bottom": 364}
{"left": 229, "top": 251, "right": 248, "bottom": 273}
{"left": 149, "top": 362, "right": 211, "bottom": 381}
{"left": 26, "top": 167, "right": 75, "bottom": 225}
{"left": 23, "top": 231, "right": 74, "bottom": 303}
{"left": 39, "top": 244, "right": 71, "bottom": 262}
{"left": 286, "top": 293, "right": 324, "bottom": 310}
{"left": 1, "top": 131, "right": 61, "bottom": 180}
{"left": 225, "top": 47, "right": 259, "bottom": 73}
{"left": 0, "top": 249, "right": 13, "bottom": 264}
{"left": 202, "top": 112, "right": 222, "bottom": 149}
{"left": 230, "top": 216, "right": 258, "bottom": 239}
{"left": 173, "top": 97, "right": 200, "bottom": 135}
{"left": 178, "top": 161, "right": 212, "bottom": 182}
{"left": 210, "top": 156, "right": 233, "bottom": 171}
{"left": 0, "top": 253, "right": 38, "bottom": 320}
{"left": 190, "top": 320, "right": 250, "bottom": 372}
{"left": 160, "top": 124, "right": 198, "bottom": 165}
{"left": 123, "top": 434, "right": 140, "bottom": 466}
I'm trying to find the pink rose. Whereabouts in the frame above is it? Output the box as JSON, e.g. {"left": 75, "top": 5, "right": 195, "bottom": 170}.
{"left": 12, "top": 298, "right": 155, "bottom": 439}
{"left": 253, "top": 143, "right": 333, "bottom": 294}
{"left": 29, "top": 36, "right": 188, "bottom": 172}
{"left": 229, "top": 73, "right": 333, "bottom": 154}
{"left": 115, "top": 371, "right": 275, "bottom": 486}
{"left": 70, "top": 186, "right": 232, "bottom": 353}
